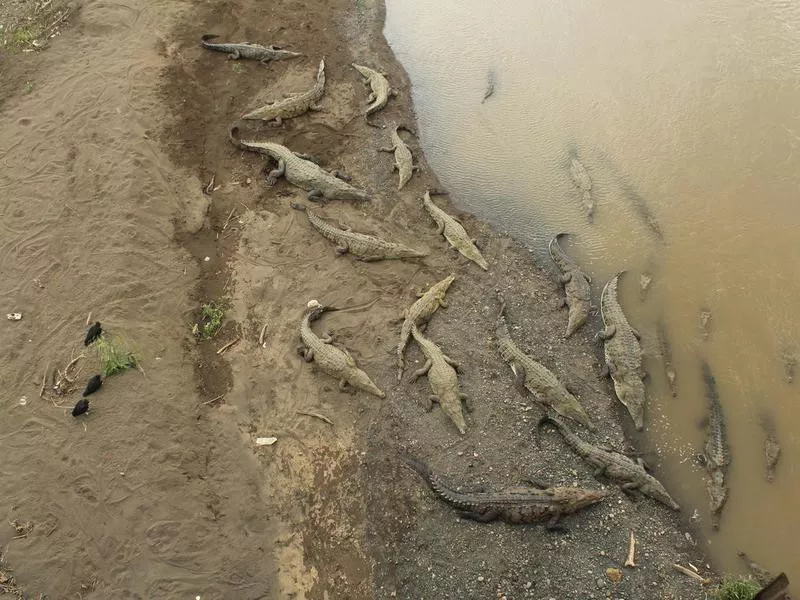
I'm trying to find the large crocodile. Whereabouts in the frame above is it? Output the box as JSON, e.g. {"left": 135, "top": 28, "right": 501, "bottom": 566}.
{"left": 403, "top": 456, "right": 609, "bottom": 527}
{"left": 700, "top": 361, "right": 729, "bottom": 529}
{"left": 291, "top": 203, "right": 427, "bottom": 261}
{"left": 496, "top": 296, "right": 594, "bottom": 430}
{"left": 396, "top": 275, "right": 455, "bottom": 381}
{"left": 379, "top": 125, "right": 416, "bottom": 190}
{"left": 229, "top": 127, "right": 368, "bottom": 201}
{"left": 568, "top": 155, "right": 594, "bottom": 220}
{"left": 242, "top": 58, "right": 325, "bottom": 124}
{"left": 201, "top": 35, "right": 302, "bottom": 63}
{"left": 599, "top": 273, "right": 646, "bottom": 430}
{"left": 409, "top": 324, "right": 469, "bottom": 434}
{"left": 352, "top": 63, "right": 396, "bottom": 116}
{"left": 422, "top": 191, "right": 488, "bottom": 270}
{"left": 297, "top": 301, "right": 384, "bottom": 398}
{"left": 538, "top": 415, "right": 679, "bottom": 510}
{"left": 548, "top": 233, "right": 591, "bottom": 338}
{"left": 656, "top": 318, "right": 678, "bottom": 397}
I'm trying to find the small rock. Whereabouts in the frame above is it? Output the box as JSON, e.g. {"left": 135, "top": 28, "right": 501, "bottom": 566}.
{"left": 606, "top": 568, "right": 622, "bottom": 583}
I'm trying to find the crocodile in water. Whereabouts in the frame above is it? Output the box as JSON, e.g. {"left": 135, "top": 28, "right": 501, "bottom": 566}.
{"left": 403, "top": 456, "right": 609, "bottom": 527}
{"left": 379, "top": 125, "right": 417, "bottom": 190}
{"left": 599, "top": 273, "right": 646, "bottom": 430}
{"left": 291, "top": 203, "right": 427, "bottom": 261}
{"left": 548, "top": 233, "right": 591, "bottom": 338}
{"left": 229, "top": 127, "right": 368, "bottom": 201}
{"left": 496, "top": 296, "right": 593, "bottom": 430}
{"left": 568, "top": 155, "right": 594, "bottom": 220}
{"left": 538, "top": 415, "right": 679, "bottom": 510}
{"left": 201, "top": 34, "right": 301, "bottom": 63}
{"left": 656, "top": 318, "right": 678, "bottom": 397}
{"left": 297, "top": 302, "right": 384, "bottom": 398}
{"left": 352, "top": 63, "right": 396, "bottom": 116}
{"left": 700, "top": 361, "right": 729, "bottom": 529}
{"left": 242, "top": 59, "right": 325, "bottom": 124}
{"left": 422, "top": 191, "right": 488, "bottom": 270}
{"left": 409, "top": 324, "right": 469, "bottom": 434}
{"left": 396, "top": 275, "right": 455, "bottom": 381}
{"left": 759, "top": 411, "right": 781, "bottom": 483}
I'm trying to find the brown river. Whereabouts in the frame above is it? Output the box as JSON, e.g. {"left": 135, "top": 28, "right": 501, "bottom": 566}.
{"left": 385, "top": 0, "right": 800, "bottom": 585}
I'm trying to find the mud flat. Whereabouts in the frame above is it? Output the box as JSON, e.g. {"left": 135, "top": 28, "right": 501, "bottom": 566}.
{"left": 0, "top": 0, "right": 716, "bottom": 597}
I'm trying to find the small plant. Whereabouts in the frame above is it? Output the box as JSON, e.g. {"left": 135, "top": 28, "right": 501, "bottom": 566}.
{"left": 231, "top": 62, "right": 244, "bottom": 74}
{"left": 195, "top": 300, "right": 227, "bottom": 339}
{"left": 94, "top": 334, "right": 138, "bottom": 378}
{"left": 714, "top": 577, "right": 760, "bottom": 600}
{"left": 11, "top": 27, "right": 35, "bottom": 48}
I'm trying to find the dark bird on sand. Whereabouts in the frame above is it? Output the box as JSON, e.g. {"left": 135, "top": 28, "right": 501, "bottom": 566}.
{"left": 83, "top": 375, "right": 102, "bottom": 397}
{"left": 72, "top": 398, "right": 89, "bottom": 417}
{"left": 84, "top": 321, "right": 103, "bottom": 346}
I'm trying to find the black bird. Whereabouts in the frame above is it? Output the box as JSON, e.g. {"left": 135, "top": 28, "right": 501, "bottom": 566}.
{"left": 72, "top": 398, "right": 89, "bottom": 417}
{"left": 84, "top": 321, "right": 103, "bottom": 346}
{"left": 82, "top": 375, "right": 102, "bottom": 397}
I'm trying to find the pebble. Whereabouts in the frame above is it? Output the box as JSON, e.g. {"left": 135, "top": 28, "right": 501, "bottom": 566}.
{"left": 477, "top": 576, "right": 484, "bottom": 582}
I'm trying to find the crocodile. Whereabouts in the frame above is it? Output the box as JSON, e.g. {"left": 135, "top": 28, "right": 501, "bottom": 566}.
{"left": 403, "top": 456, "right": 609, "bottom": 527}
{"left": 737, "top": 551, "right": 775, "bottom": 587}
{"left": 201, "top": 34, "right": 302, "bottom": 63}
{"left": 656, "top": 318, "right": 678, "bottom": 397}
{"left": 229, "top": 127, "right": 369, "bottom": 201}
{"left": 291, "top": 203, "right": 427, "bottom": 261}
{"left": 422, "top": 191, "right": 488, "bottom": 270}
{"left": 568, "top": 155, "right": 594, "bottom": 220}
{"left": 352, "top": 63, "right": 396, "bottom": 116}
{"left": 297, "top": 301, "right": 385, "bottom": 398}
{"left": 396, "top": 275, "right": 456, "bottom": 381}
{"left": 379, "top": 125, "right": 417, "bottom": 190}
{"left": 242, "top": 58, "right": 325, "bottom": 124}
{"left": 538, "top": 415, "right": 679, "bottom": 510}
{"left": 698, "top": 309, "right": 712, "bottom": 341}
{"left": 700, "top": 361, "right": 729, "bottom": 529}
{"left": 599, "top": 273, "right": 646, "bottom": 430}
{"left": 548, "top": 233, "right": 591, "bottom": 338}
{"left": 496, "top": 296, "right": 594, "bottom": 430}
{"left": 409, "top": 324, "right": 469, "bottom": 434}
{"left": 759, "top": 411, "right": 781, "bottom": 483}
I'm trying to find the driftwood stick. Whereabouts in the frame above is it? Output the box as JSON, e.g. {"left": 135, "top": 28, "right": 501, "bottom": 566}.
{"left": 258, "top": 322, "right": 268, "bottom": 347}
{"left": 200, "top": 394, "right": 225, "bottom": 406}
{"left": 221, "top": 207, "right": 236, "bottom": 231}
{"left": 624, "top": 531, "right": 637, "bottom": 567}
{"left": 672, "top": 563, "right": 711, "bottom": 584}
{"left": 217, "top": 337, "right": 240, "bottom": 355}
{"left": 296, "top": 410, "right": 334, "bottom": 425}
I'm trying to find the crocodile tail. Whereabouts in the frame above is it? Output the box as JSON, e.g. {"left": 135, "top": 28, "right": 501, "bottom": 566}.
{"left": 401, "top": 454, "right": 433, "bottom": 483}
{"left": 290, "top": 202, "right": 308, "bottom": 212}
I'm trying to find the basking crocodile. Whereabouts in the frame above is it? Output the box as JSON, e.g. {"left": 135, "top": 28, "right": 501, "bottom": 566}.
{"left": 396, "top": 275, "right": 456, "bottom": 381}
{"left": 759, "top": 411, "right": 781, "bottom": 483}
{"left": 229, "top": 127, "right": 369, "bottom": 201}
{"left": 352, "top": 63, "right": 396, "bottom": 116}
{"left": 242, "top": 58, "right": 325, "bottom": 124}
{"left": 548, "top": 233, "right": 591, "bottom": 338}
{"left": 297, "top": 301, "right": 385, "bottom": 398}
{"left": 538, "top": 415, "right": 679, "bottom": 510}
{"left": 201, "top": 35, "right": 302, "bottom": 63}
{"left": 656, "top": 319, "right": 678, "bottom": 397}
{"left": 422, "top": 191, "right": 488, "bottom": 270}
{"left": 568, "top": 155, "right": 594, "bottom": 220}
{"left": 403, "top": 456, "right": 609, "bottom": 527}
{"left": 291, "top": 203, "right": 427, "bottom": 261}
{"left": 409, "top": 324, "right": 469, "bottom": 434}
{"left": 599, "top": 273, "right": 646, "bottom": 430}
{"left": 700, "top": 361, "right": 729, "bottom": 529}
{"left": 379, "top": 125, "right": 416, "bottom": 190}
{"left": 496, "top": 297, "right": 594, "bottom": 430}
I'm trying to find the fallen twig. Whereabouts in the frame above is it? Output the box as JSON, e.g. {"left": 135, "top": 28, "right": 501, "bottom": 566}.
{"left": 624, "top": 531, "right": 637, "bottom": 567}
{"left": 672, "top": 563, "right": 711, "bottom": 584}
{"left": 85, "top": 312, "right": 92, "bottom": 326}
{"left": 216, "top": 338, "right": 240, "bottom": 355}
{"left": 204, "top": 173, "right": 216, "bottom": 195}
{"left": 221, "top": 207, "right": 236, "bottom": 231}
{"left": 296, "top": 410, "right": 334, "bottom": 426}
{"left": 200, "top": 394, "right": 225, "bottom": 406}
{"left": 258, "top": 322, "right": 268, "bottom": 347}
{"left": 39, "top": 363, "right": 49, "bottom": 398}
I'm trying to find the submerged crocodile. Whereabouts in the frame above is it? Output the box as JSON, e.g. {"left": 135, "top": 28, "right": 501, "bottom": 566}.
{"left": 379, "top": 125, "right": 417, "bottom": 190}
{"left": 599, "top": 273, "right": 646, "bottom": 430}
{"left": 201, "top": 35, "right": 302, "bottom": 63}
{"left": 297, "top": 301, "right": 384, "bottom": 398}
{"left": 352, "top": 63, "right": 396, "bottom": 116}
{"left": 568, "top": 155, "right": 594, "bottom": 220}
{"left": 396, "top": 275, "right": 456, "bottom": 381}
{"left": 759, "top": 411, "right": 781, "bottom": 483}
{"left": 242, "top": 58, "right": 325, "bottom": 124}
{"left": 538, "top": 415, "right": 679, "bottom": 510}
{"left": 291, "top": 203, "right": 427, "bottom": 261}
{"left": 548, "top": 233, "right": 591, "bottom": 338}
{"left": 496, "top": 296, "right": 594, "bottom": 430}
{"left": 409, "top": 324, "right": 469, "bottom": 434}
{"left": 229, "top": 127, "right": 369, "bottom": 201}
{"left": 403, "top": 456, "right": 609, "bottom": 527}
{"left": 700, "top": 361, "right": 729, "bottom": 529}
{"left": 656, "top": 318, "right": 678, "bottom": 397}
{"left": 422, "top": 191, "right": 488, "bottom": 270}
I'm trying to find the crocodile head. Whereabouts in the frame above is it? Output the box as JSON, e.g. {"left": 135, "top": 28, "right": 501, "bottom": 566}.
{"left": 613, "top": 376, "right": 646, "bottom": 431}
{"left": 550, "top": 486, "right": 611, "bottom": 512}
{"left": 439, "top": 391, "right": 467, "bottom": 435}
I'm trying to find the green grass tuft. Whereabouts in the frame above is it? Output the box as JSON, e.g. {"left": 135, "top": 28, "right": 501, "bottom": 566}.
{"left": 713, "top": 577, "right": 760, "bottom": 600}
{"left": 94, "top": 334, "right": 138, "bottom": 378}
{"left": 231, "top": 62, "right": 244, "bottom": 74}
{"left": 11, "top": 27, "right": 35, "bottom": 47}
{"left": 195, "top": 299, "right": 227, "bottom": 339}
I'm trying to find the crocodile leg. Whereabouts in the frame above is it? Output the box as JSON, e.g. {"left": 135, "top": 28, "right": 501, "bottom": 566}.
{"left": 459, "top": 509, "right": 498, "bottom": 523}
{"left": 332, "top": 170, "right": 352, "bottom": 182}
{"left": 338, "top": 379, "right": 350, "bottom": 392}
{"left": 461, "top": 394, "right": 473, "bottom": 413}
{"left": 442, "top": 354, "right": 460, "bottom": 370}
{"left": 436, "top": 221, "right": 445, "bottom": 235}
{"left": 592, "top": 466, "right": 607, "bottom": 478}
{"left": 560, "top": 272, "right": 573, "bottom": 284}
{"left": 509, "top": 362, "right": 527, "bottom": 394}
{"left": 270, "top": 117, "right": 283, "bottom": 127}
{"left": 631, "top": 327, "right": 642, "bottom": 340}
{"left": 297, "top": 345, "right": 314, "bottom": 362}
{"left": 597, "top": 325, "right": 616, "bottom": 340}
{"left": 266, "top": 159, "right": 286, "bottom": 185}
{"left": 378, "top": 146, "right": 396, "bottom": 152}
{"left": 420, "top": 396, "right": 434, "bottom": 412}
{"left": 555, "top": 298, "right": 567, "bottom": 309}
{"left": 335, "top": 245, "right": 349, "bottom": 256}
{"left": 438, "top": 297, "right": 449, "bottom": 308}
{"left": 410, "top": 359, "right": 433, "bottom": 382}
{"left": 228, "top": 49, "right": 241, "bottom": 60}
{"left": 307, "top": 190, "right": 324, "bottom": 202}
{"left": 389, "top": 89, "right": 399, "bottom": 97}
{"left": 546, "top": 512, "right": 566, "bottom": 531}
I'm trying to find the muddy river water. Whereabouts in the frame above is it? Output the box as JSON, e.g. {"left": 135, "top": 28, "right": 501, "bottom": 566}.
{"left": 385, "top": 0, "right": 800, "bottom": 584}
